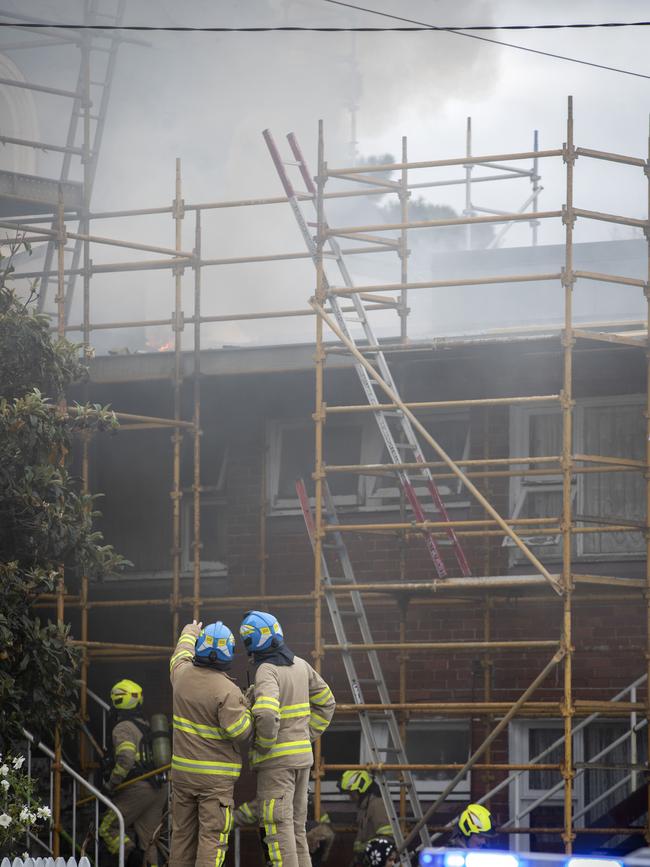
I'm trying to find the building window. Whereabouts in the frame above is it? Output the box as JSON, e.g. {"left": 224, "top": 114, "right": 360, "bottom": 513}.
{"left": 319, "top": 720, "right": 470, "bottom": 800}
{"left": 508, "top": 397, "right": 644, "bottom": 560}
{"left": 267, "top": 412, "right": 471, "bottom": 515}
{"left": 509, "top": 717, "right": 647, "bottom": 852}
{"left": 366, "top": 411, "right": 471, "bottom": 510}
{"left": 181, "top": 493, "right": 228, "bottom": 576}
{"left": 267, "top": 418, "right": 370, "bottom": 513}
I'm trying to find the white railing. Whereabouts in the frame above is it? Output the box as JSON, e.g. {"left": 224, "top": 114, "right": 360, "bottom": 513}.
{"left": 21, "top": 729, "right": 125, "bottom": 867}
{"left": 2, "top": 860, "right": 91, "bottom": 867}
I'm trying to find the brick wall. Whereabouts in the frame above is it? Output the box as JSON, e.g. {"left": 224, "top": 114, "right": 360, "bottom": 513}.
{"left": 61, "top": 339, "right": 647, "bottom": 862}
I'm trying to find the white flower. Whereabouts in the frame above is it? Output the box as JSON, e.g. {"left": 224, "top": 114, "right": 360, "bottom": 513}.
{"left": 20, "top": 807, "right": 30, "bottom": 823}
{"left": 0, "top": 765, "right": 8, "bottom": 777}
{"left": 12, "top": 756, "right": 25, "bottom": 770}
{"left": 0, "top": 779, "right": 9, "bottom": 791}
{"left": 36, "top": 806, "right": 51, "bottom": 820}
{"left": 0, "top": 813, "right": 12, "bottom": 827}
{"left": 21, "top": 854, "right": 29, "bottom": 860}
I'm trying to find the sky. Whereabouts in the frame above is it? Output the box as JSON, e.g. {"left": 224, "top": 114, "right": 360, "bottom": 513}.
{"left": 1, "top": 0, "right": 649, "bottom": 349}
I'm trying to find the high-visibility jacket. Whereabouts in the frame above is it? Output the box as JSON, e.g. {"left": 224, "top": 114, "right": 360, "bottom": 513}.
{"left": 353, "top": 792, "right": 393, "bottom": 855}
{"left": 169, "top": 626, "right": 252, "bottom": 793}
{"left": 250, "top": 655, "right": 335, "bottom": 769}
{"left": 108, "top": 717, "right": 148, "bottom": 788}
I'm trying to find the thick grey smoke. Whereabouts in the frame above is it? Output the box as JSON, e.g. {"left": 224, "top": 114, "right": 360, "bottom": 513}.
{"left": 2, "top": 0, "right": 647, "bottom": 350}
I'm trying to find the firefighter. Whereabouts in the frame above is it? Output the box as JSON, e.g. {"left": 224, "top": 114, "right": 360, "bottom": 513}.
{"left": 169, "top": 619, "right": 252, "bottom": 867}
{"left": 239, "top": 610, "right": 336, "bottom": 867}
{"left": 339, "top": 771, "right": 393, "bottom": 865}
{"left": 99, "top": 679, "right": 167, "bottom": 867}
{"left": 448, "top": 803, "right": 493, "bottom": 849}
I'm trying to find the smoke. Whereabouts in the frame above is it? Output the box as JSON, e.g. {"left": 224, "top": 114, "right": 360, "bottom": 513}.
{"left": 1, "top": 0, "right": 504, "bottom": 351}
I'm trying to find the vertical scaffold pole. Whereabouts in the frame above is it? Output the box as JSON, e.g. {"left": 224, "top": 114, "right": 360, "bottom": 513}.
{"left": 465, "top": 117, "right": 473, "bottom": 250}
{"left": 53, "top": 190, "right": 66, "bottom": 858}
{"left": 313, "top": 120, "right": 326, "bottom": 821}
{"left": 399, "top": 135, "right": 409, "bottom": 343}
{"left": 80, "top": 24, "right": 92, "bottom": 773}
{"left": 171, "top": 159, "right": 184, "bottom": 639}
{"left": 192, "top": 210, "right": 202, "bottom": 621}
{"left": 532, "top": 130, "right": 541, "bottom": 247}
{"left": 644, "top": 112, "right": 650, "bottom": 846}
{"left": 561, "top": 95, "right": 576, "bottom": 855}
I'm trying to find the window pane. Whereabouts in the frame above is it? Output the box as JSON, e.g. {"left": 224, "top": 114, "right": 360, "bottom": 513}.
{"left": 582, "top": 404, "right": 644, "bottom": 554}
{"left": 320, "top": 728, "right": 361, "bottom": 782}
{"left": 583, "top": 722, "right": 630, "bottom": 824}
{"left": 277, "top": 424, "right": 363, "bottom": 501}
{"left": 187, "top": 500, "right": 226, "bottom": 564}
{"left": 405, "top": 725, "right": 469, "bottom": 781}
{"left": 529, "top": 413, "right": 562, "bottom": 459}
{"left": 278, "top": 427, "right": 314, "bottom": 499}
{"left": 521, "top": 489, "right": 563, "bottom": 558}
{"left": 528, "top": 728, "right": 563, "bottom": 790}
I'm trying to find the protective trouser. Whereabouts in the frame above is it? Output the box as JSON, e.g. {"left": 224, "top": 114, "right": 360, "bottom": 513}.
{"left": 257, "top": 766, "right": 310, "bottom": 867}
{"left": 99, "top": 781, "right": 167, "bottom": 865}
{"left": 169, "top": 784, "right": 233, "bottom": 867}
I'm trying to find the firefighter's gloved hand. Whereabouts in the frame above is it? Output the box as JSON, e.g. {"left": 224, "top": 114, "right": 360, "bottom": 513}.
{"left": 244, "top": 684, "right": 255, "bottom": 707}
{"left": 183, "top": 619, "right": 203, "bottom": 639}
{"left": 103, "top": 778, "right": 117, "bottom": 794}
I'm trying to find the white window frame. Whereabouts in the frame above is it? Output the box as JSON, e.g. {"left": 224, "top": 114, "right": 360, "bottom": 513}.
{"left": 320, "top": 720, "right": 470, "bottom": 801}
{"left": 267, "top": 417, "right": 376, "bottom": 514}
{"left": 508, "top": 719, "right": 585, "bottom": 853}
{"left": 181, "top": 453, "right": 229, "bottom": 576}
{"left": 181, "top": 492, "right": 228, "bottom": 577}
{"left": 509, "top": 395, "right": 644, "bottom": 561}
{"left": 365, "top": 411, "right": 471, "bottom": 510}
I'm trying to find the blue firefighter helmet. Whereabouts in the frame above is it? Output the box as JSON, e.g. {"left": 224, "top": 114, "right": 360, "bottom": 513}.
{"left": 194, "top": 621, "right": 235, "bottom": 666}
{"left": 239, "top": 610, "right": 284, "bottom": 653}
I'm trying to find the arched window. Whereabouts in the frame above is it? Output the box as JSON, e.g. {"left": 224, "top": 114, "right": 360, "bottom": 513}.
{"left": 0, "top": 53, "right": 40, "bottom": 175}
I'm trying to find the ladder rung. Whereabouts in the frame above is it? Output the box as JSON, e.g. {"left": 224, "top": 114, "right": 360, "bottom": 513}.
{"left": 394, "top": 442, "right": 418, "bottom": 450}
{"left": 338, "top": 610, "right": 363, "bottom": 617}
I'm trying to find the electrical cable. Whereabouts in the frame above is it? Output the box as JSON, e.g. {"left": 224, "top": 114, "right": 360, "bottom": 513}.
{"left": 1, "top": 19, "right": 650, "bottom": 32}
{"left": 318, "top": 0, "right": 650, "bottom": 80}
{"left": 2, "top": 8, "right": 649, "bottom": 80}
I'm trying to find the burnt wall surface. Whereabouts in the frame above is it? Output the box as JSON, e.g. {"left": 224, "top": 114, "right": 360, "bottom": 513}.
{"left": 61, "top": 338, "right": 647, "bottom": 853}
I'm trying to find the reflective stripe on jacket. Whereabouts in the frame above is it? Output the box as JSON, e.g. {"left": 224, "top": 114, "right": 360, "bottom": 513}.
{"left": 170, "top": 625, "right": 252, "bottom": 793}
{"left": 250, "top": 655, "right": 335, "bottom": 769}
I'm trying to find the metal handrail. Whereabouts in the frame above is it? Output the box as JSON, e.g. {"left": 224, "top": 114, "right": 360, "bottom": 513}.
{"left": 86, "top": 688, "right": 110, "bottom": 751}
{"left": 22, "top": 728, "right": 125, "bottom": 867}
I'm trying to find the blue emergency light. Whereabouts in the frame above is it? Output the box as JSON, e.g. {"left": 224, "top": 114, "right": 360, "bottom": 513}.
{"left": 419, "top": 852, "right": 625, "bottom": 867}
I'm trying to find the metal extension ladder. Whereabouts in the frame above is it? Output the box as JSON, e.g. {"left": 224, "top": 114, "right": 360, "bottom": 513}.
{"left": 296, "top": 479, "right": 432, "bottom": 860}
{"left": 38, "top": 0, "right": 126, "bottom": 318}
{"left": 263, "top": 129, "right": 471, "bottom": 579}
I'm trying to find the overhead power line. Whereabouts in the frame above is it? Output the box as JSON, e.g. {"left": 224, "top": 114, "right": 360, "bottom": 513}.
{"left": 318, "top": 0, "right": 650, "bottom": 80}
{"left": 1, "top": 19, "right": 650, "bottom": 32}
{"left": 2, "top": 7, "right": 649, "bottom": 81}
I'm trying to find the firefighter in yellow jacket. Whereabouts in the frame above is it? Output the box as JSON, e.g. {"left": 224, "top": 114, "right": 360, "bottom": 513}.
{"left": 169, "top": 619, "right": 252, "bottom": 867}
{"left": 339, "top": 771, "right": 393, "bottom": 865}
{"left": 99, "top": 679, "right": 167, "bottom": 867}
{"left": 240, "top": 610, "right": 336, "bottom": 867}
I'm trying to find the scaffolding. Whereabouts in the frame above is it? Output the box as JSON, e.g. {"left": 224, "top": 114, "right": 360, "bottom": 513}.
{"left": 1, "top": 91, "right": 649, "bottom": 858}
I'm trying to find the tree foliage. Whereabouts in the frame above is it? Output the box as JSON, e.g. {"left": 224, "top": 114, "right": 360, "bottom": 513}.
{"left": 0, "top": 242, "right": 127, "bottom": 746}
